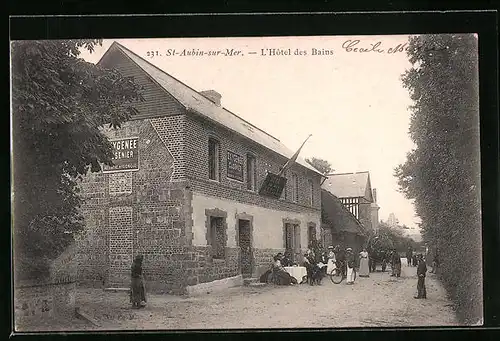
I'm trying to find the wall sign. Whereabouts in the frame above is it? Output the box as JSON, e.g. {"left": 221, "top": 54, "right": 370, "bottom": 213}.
{"left": 102, "top": 137, "right": 139, "bottom": 173}
{"left": 259, "top": 172, "right": 287, "bottom": 199}
{"left": 227, "top": 151, "right": 244, "bottom": 182}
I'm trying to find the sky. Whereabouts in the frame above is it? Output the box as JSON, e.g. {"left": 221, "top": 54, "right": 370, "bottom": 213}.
{"left": 80, "top": 36, "right": 421, "bottom": 236}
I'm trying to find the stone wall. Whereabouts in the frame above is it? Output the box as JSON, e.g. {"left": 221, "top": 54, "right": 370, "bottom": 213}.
{"left": 358, "top": 197, "right": 373, "bottom": 232}
{"left": 77, "top": 118, "right": 186, "bottom": 288}
{"left": 14, "top": 246, "right": 78, "bottom": 331}
{"left": 14, "top": 281, "right": 76, "bottom": 330}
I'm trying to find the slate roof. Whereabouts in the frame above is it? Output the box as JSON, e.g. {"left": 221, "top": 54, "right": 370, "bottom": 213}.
{"left": 322, "top": 171, "right": 373, "bottom": 201}
{"left": 100, "top": 42, "right": 323, "bottom": 176}
{"left": 321, "top": 189, "right": 366, "bottom": 236}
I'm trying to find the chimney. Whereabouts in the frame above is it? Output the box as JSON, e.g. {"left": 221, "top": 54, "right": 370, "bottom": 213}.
{"left": 372, "top": 188, "right": 377, "bottom": 203}
{"left": 200, "top": 90, "right": 222, "bottom": 106}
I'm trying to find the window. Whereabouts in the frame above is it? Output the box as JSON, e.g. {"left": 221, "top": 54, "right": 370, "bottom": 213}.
{"left": 208, "top": 138, "right": 220, "bottom": 181}
{"left": 341, "top": 197, "right": 359, "bottom": 219}
{"left": 246, "top": 154, "right": 256, "bottom": 191}
{"left": 281, "top": 171, "right": 287, "bottom": 200}
{"left": 308, "top": 179, "right": 314, "bottom": 206}
{"left": 291, "top": 173, "right": 299, "bottom": 202}
{"left": 209, "top": 216, "right": 225, "bottom": 259}
{"left": 308, "top": 224, "right": 316, "bottom": 246}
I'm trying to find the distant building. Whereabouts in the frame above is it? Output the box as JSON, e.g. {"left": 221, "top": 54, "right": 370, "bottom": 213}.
{"left": 387, "top": 213, "right": 399, "bottom": 227}
{"left": 321, "top": 189, "right": 367, "bottom": 253}
{"left": 322, "top": 171, "right": 379, "bottom": 232}
{"left": 76, "top": 42, "right": 324, "bottom": 293}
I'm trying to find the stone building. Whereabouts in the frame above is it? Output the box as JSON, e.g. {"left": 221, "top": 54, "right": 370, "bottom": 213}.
{"left": 76, "top": 42, "right": 324, "bottom": 293}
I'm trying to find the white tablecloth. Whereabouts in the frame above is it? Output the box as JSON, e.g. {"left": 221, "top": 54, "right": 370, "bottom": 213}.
{"left": 284, "top": 266, "right": 308, "bottom": 283}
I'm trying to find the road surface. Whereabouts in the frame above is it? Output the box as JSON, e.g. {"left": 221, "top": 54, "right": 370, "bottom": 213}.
{"left": 16, "top": 263, "right": 459, "bottom": 331}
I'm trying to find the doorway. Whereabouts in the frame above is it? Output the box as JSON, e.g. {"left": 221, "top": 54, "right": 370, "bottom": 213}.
{"left": 284, "top": 223, "right": 300, "bottom": 263}
{"left": 238, "top": 219, "right": 253, "bottom": 277}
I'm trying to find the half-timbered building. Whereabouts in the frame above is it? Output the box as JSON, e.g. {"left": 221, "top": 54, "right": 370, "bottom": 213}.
{"left": 321, "top": 171, "right": 380, "bottom": 250}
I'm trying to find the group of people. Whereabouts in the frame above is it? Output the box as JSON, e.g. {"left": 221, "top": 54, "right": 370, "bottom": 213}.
{"left": 304, "top": 244, "right": 376, "bottom": 285}
{"left": 128, "top": 246, "right": 431, "bottom": 309}
{"left": 259, "top": 252, "right": 299, "bottom": 285}
{"left": 264, "top": 244, "right": 372, "bottom": 286}
{"left": 406, "top": 247, "right": 419, "bottom": 267}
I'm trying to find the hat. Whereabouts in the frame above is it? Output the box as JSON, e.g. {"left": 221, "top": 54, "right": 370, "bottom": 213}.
{"left": 328, "top": 246, "right": 334, "bottom": 249}
{"left": 346, "top": 247, "right": 352, "bottom": 251}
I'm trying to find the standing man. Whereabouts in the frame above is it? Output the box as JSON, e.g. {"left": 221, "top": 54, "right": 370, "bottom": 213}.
{"left": 414, "top": 254, "right": 427, "bottom": 299}
{"left": 406, "top": 247, "right": 413, "bottom": 267}
{"left": 390, "top": 249, "right": 402, "bottom": 277}
{"left": 335, "top": 245, "right": 346, "bottom": 277}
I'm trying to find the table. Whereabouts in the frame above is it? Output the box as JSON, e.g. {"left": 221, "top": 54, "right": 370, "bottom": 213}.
{"left": 284, "top": 266, "right": 308, "bottom": 284}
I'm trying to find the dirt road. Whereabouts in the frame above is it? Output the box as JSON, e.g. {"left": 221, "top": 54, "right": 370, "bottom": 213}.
{"left": 62, "top": 263, "right": 458, "bottom": 330}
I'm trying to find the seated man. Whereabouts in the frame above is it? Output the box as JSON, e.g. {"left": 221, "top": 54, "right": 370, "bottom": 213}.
{"left": 281, "top": 251, "right": 293, "bottom": 267}
{"left": 304, "top": 250, "right": 324, "bottom": 285}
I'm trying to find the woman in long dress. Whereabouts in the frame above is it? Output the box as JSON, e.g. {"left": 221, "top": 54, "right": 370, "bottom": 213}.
{"left": 271, "top": 254, "right": 296, "bottom": 285}
{"left": 130, "top": 255, "right": 147, "bottom": 309}
{"left": 358, "top": 248, "right": 370, "bottom": 277}
{"left": 345, "top": 248, "right": 356, "bottom": 284}
{"left": 326, "top": 246, "right": 337, "bottom": 274}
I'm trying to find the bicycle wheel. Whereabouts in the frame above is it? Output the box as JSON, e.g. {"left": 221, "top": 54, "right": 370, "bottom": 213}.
{"left": 330, "top": 268, "right": 343, "bottom": 284}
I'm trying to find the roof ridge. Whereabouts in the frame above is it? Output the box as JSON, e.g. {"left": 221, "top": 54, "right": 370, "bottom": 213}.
{"left": 111, "top": 41, "right": 281, "bottom": 143}
{"left": 328, "top": 171, "right": 370, "bottom": 176}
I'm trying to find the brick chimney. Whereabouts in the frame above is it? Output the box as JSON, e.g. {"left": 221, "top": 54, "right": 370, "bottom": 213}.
{"left": 200, "top": 90, "right": 222, "bottom": 106}
{"left": 371, "top": 188, "right": 379, "bottom": 232}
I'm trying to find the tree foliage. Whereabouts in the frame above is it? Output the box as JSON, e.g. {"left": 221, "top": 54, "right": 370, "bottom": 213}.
{"left": 369, "top": 222, "right": 421, "bottom": 253}
{"left": 394, "top": 34, "right": 481, "bottom": 323}
{"left": 12, "top": 40, "right": 143, "bottom": 280}
{"left": 305, "top": 157, "right": 333, "bottom": 175}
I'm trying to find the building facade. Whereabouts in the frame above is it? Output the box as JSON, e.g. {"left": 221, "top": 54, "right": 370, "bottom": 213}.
{"left": 321, "top": 189, "right": 367, "bottom": 253}
{"left": 75, "top": 42, "right": 323, "bottom": 293}
{"left": 321, "top": 171, "right": 380, "bottom": 251}
{"left": 322, "top": 171, "right": 379, "bottom": 232}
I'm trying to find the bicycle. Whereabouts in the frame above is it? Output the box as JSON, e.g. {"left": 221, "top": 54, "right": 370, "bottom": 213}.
{"left": 329, "top": 263, "right": 357, "bottom": 284}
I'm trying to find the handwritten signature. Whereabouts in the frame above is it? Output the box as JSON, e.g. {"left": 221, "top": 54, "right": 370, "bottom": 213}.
{"left": 341, "top": 40, "right": 408, "bottom": 54}
{"left": 342, "top": 39, "right": 448, "bottom": 54}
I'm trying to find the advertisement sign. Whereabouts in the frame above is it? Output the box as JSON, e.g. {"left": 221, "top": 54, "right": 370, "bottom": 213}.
{"left": 102, "top": 137, "right": 139, "bottom": 173}
{"left": 227, "top": 151, "right": 244, "bottom": 182}
{"left": 259, "top": 172, "right": 287, "bottom": 199}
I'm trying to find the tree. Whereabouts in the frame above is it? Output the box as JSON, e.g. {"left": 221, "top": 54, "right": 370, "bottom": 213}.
{"left": 376, "top": 222, "right": 416, "bottom": 252}
{"left": 394, "top": 34, "right": 481, "bottom": 323}
{"left": 11, "top": 40, "right": 143, "bottom": 280}
{"left": 305, "top": 157, "right": 333, "bottom": 175}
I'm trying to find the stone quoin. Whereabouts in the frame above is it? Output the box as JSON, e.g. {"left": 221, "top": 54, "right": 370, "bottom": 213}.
{"left": 76, "top": 42, "right": 324, "bottom": 294}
